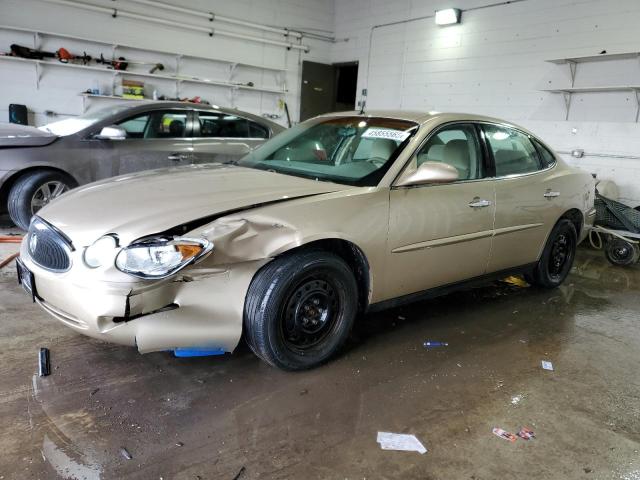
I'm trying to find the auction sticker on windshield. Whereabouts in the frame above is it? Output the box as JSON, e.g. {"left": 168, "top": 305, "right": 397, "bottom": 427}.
{"left": 361, "top": 128, "right": 410, "bottom": 142}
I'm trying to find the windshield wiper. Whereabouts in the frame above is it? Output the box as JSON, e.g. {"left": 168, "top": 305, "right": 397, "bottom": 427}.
{"left": 222, "top": 159, "right": 239, "bottom": 165}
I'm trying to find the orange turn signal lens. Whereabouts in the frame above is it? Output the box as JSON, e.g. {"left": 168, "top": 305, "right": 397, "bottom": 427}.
{"left": 175, "top": 243, "right": 203, "bottom": 260}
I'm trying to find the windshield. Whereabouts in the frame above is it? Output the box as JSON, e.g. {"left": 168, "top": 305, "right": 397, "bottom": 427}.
{"left": 39, "top": 104, "right": 133, "bottom": 136}
{"left": 238, "top": 116, "right": 418, "bottom": 186}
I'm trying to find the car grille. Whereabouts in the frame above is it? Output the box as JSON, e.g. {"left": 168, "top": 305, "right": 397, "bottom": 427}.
{"left": 26, "top": 217, "right": 73, "bottom": 272}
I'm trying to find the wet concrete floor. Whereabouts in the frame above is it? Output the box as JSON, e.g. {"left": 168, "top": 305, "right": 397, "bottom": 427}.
{"left": 0, "top": 239, "right": 639, "bottom": 479}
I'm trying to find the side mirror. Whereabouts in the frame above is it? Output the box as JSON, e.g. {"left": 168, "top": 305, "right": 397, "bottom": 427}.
{"left": 95, "top": 125, "right": 127, "bottom": 140}
{"left": 395, "top": 161, "right": 459, "bottom": 187}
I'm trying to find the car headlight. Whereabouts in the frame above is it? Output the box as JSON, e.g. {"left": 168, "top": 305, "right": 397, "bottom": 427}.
{"left": 115, "top": 237, "right": 213, "bottom": 279}
{"left": 84, "top": 235, "right": 119, "bottom": 268}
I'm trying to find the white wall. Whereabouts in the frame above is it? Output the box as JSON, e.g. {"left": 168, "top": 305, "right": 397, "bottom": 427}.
{"left": 4, "top": 0, "right": 640, "bottom": 204}
{"left": 0, "top": 0, "right": 334, "bottom": 126}
{"left": 332, "top": 0, "right": 640, "bottom": 205}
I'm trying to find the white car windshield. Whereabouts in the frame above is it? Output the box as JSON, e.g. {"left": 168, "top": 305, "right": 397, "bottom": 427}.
{"left": 238, "top": 116, "right": 418, "bottom": 186}
{"left": 39, "top": 104, "right": 133, "bottom": 136}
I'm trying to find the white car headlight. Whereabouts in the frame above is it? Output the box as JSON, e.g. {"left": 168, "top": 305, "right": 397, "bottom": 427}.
{"left": 84, "top": 235, "right": 119, "bottom": 268}
{"left": 115, "top": 237, "right": 212, "bottom": 279}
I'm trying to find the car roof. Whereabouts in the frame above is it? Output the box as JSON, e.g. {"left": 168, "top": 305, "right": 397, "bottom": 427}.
{"left": 316, "top": 109, "right": 531, "bottom": 130}
{"left": 130, "top": 101, "right": 237, "bottom": 113}
{"left": 115, "top": 100, "right": 259, "bottom": 117}
{"left": 105, "top": 101, "right": 284, "bottom": 132}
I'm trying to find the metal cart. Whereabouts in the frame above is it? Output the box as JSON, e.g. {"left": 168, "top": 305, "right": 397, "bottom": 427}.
{"left": 588, "top": 193, "right": 640, "bottom": 266}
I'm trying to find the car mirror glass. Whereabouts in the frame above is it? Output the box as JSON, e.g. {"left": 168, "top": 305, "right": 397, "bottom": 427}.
{"left": 95, "top": 125, "right": 127, "bottom": 140}
{"left": 395, "top": 161, "right": 459, "bottom": 187}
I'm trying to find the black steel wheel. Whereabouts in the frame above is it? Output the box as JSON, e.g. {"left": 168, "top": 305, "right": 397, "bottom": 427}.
{"left": 605, "top": 238, "right": 639, "bottom": 266}
{"left": 529, "top": 219, "right": 577, "bottom": 288}
{"left": 548, "top": 231, "right": 571, "bottom": 281}
{"left": 244, "top": 251, "right": 358, "bottom": 370}
{"left": 281, "top": 276, "right": 340, "bottom": 352}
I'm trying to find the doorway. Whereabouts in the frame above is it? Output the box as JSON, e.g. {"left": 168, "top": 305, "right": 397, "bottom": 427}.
{"left": 299, "top": 61, "right": 358, "bottom": 121}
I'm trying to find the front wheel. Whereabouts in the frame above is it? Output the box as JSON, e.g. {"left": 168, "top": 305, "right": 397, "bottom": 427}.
{"left": 244, "top": 251, "right": 358, "bottom": 370}
{"left": 7, "top": 170, "right": 74, "bottom": 230}
{"left": 528, "top": 219, "right": 577, "bottom": 288}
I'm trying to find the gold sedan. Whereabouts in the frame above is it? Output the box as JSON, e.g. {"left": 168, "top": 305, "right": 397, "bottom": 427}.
{"left": 16, "top": 112, "right": 596, "bottom": 370}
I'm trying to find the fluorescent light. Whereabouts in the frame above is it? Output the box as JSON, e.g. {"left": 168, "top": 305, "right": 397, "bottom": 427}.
{"left": 435, "top": 8, "right": 461, "bottom": 25}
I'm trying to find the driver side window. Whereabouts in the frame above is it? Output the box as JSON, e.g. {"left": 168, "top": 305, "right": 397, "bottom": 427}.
{"left": 116, "top": 111, "right": 188, "bottom": 139}
{"left": 118, "top": 115, "right": 149, "bottom": 139}
{"left": 416, "top": 125, "right": 482, "bottom": 180}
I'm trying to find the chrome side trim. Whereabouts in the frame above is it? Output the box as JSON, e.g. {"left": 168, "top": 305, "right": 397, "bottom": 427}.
{"left": 493, "top": 223, "right": 544, "bottom": 237}
{"left": 392, "top": 229, "right": 494, "bottom": 253}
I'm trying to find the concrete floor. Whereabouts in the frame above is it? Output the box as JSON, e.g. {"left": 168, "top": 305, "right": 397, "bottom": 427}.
{"left": 0, "top": 217, "right": 639, "bottom": 479}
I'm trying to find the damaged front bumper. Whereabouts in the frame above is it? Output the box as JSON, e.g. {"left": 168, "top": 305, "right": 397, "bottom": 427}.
{"left": 18, "top": 244, "right": 268, "bottom": 354}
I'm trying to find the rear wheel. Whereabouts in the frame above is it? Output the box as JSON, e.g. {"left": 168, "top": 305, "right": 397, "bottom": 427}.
{"left": 7, "top": 171, "right": 74, "bottom": 230}
{"left": 528, "top": 219, "right": 577, "bottom": 288}
{"left": 605, "top": 238, "right": 639, "bottom": 266}
{"left": 244, "top": 251, "right": 358, "bottom": 370}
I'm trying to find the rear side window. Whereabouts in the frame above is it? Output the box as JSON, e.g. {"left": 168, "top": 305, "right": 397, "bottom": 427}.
{"left": 483, "top": 125, "right": 542, "bottom": 177}
{"left": 532, "top": 138, "right": 557, "bottom": 168}
{"left": 197, "top": 112, "right": 251, "bottom": 138}
{"left": 248, "top": 121, "right": 269, "bottom": 139}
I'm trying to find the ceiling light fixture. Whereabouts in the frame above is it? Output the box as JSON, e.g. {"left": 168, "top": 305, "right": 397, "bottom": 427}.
{"left": 435, "top": 8, "right": 462, "bottom": 26}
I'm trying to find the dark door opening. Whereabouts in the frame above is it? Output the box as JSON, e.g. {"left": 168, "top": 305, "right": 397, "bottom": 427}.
{"left": 334, "top": 62, "right": 358, "bottom": 112}
{"left": 299, "top": 61, "right": 358, "bottom": 122}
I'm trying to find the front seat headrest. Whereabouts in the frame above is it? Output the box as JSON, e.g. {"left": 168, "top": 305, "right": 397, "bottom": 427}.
{"left": 369, "top": 138, "right": 397, "bottom": 159}
{"left": 443, "top": 139, "right": 471, "bottom": 179}
{"left": 169, "top": 120, "right": 185, "bottom": 137}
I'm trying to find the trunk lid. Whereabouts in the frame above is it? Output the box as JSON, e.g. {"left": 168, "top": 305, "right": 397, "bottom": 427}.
{"left": 0, "top": 123, "right": 58, "bottom": 148}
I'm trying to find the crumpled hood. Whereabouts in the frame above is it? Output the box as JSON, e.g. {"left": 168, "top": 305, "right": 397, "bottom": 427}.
{"left": 39, "top": 164, "right": 347, "bottom": 246}
{"left": 0, "top": 123, "right": 58, "bottom": 148}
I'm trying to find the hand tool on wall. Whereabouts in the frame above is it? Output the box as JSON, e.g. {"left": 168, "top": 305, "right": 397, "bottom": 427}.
{"left": 96, "top": 53, "right": 164, "bottom": 73}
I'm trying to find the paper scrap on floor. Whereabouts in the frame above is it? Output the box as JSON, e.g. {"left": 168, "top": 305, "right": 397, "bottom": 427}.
{"left": 541, "top": 360, "right": 554, "bottom": 371}
{"left": 377, "top": 432, "right": 427, "bottom": 454}
{"left": 492, "top": 427, "right": 517, "bottom": 442}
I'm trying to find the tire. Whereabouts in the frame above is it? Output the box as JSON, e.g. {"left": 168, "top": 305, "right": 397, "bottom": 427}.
{"left": 244, "top": 251, "right": 358, "bottom": 371}
{"left": 605, "top": 238, "right": 639, "bottom": 266}
{"left": 529, "top": 219, "right": 577, "bottom": 288}
{"left": 7, "top": 170, "right": 74, "bottom": 230}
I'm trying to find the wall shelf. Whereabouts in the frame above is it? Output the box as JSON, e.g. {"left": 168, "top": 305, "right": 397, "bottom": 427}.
{"left": 0, "top": 54, "right": 286, "bottom": 95}
{"left": 545, "top": 52, "right": 640, "bottom": 65}
{"left": 542, "top": 86, "right": 640, "bottom": 94}
{"left": 79, "top": 93, "right": 185, "bottom": 112}
{"left": 0, "top": 24, "right": 288, "bottom": 73}
{"left": 1, "top": 24, "right": 288, "bottom": 117}
{"left": 541, "top": 52, "right": 640, "bottom": 122}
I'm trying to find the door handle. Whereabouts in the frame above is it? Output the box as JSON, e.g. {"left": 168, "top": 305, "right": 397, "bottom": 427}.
{"left": 544, "top": 190, "right": 560, "bottom": 198}
{"left": 168, "top": 153, "right": 189, "bottom": 162}
{"left": 468, "top": 197, "right": 492, "bottom": 208}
